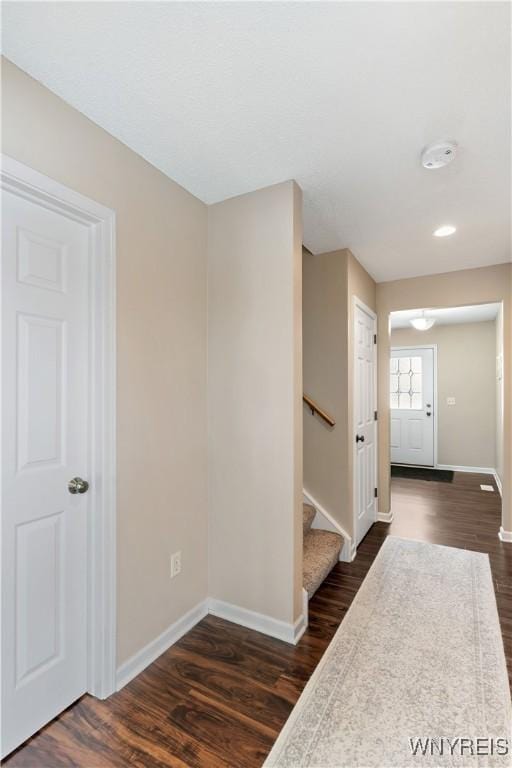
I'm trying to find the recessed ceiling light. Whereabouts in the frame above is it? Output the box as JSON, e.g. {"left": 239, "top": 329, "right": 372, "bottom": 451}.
{"left": 433, "top": 225, "right": 456, "bottom": 237}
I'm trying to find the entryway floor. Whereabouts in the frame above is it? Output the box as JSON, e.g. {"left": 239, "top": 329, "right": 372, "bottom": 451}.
{"left": 5, "top": 472, "right": 510, "bottom": 768}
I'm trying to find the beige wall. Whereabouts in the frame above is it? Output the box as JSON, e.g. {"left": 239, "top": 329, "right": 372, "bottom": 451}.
{"left": 303, "top": 249, "right": 348, "bottom": 528}
{"left": 377, "top": 263, "right": 512, "bottom": 533}
{"left": 208, "top": 181, "right": 303, "bottom": 624}
{"left": 2, "top": 58, "right": 209, "bottom": 665}
{"left": 391, "top": 322, "right": 497, "bottom": 469}
{"left": 303, "top": 248, "right": 376, "bottom": 539}
{"left": 496, "top": 305, "right": 504, "bottom": 485}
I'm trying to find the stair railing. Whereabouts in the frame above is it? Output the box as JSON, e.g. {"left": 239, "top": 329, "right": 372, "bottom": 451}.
{"left": 303, "top": 393, "right": 336, "bottom": 427}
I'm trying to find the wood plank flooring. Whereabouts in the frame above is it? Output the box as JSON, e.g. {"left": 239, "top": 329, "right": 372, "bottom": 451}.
{"left": 5, "top": 472, "right": 510, "bottom": 767}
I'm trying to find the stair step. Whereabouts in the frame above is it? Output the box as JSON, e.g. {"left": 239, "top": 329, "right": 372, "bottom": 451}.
{"left": 303, "top": 529, "right": 343, "bottom": 599}
{"left": 303, "top": 503, "right": 316, "bottom": 535}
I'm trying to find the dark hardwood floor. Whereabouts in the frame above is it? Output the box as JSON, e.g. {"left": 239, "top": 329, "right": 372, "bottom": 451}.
{"left": 5, "top": 472, "right": 510, "bottom": 767}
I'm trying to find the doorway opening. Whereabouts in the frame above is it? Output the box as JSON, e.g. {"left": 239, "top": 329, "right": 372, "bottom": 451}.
{"left": 388, "top": 302, "right": 503, "bottom": 496}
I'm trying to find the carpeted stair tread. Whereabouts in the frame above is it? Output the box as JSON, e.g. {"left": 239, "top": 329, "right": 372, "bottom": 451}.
{"left": 303, "top": 503, "right": 316, "bottom": 535}
{"left": 303, "top": 529, "right": 343, "bottom": 599}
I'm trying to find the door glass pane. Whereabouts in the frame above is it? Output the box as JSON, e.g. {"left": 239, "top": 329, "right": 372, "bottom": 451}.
{"left": 398, "top": 373, "right": 410, "bottom": 392}
{"left": 390, "top": 355, "right": 422, "bottom": 409}
{"left": 411, "top": 392, "right": 422, "bottom": 409}
{"left": 411, "top": 373, "right": 422, "bottom": 392}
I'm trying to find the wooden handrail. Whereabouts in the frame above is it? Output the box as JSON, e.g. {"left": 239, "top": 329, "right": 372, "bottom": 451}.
{"left": 303, "top": 393, "right": 336, "bottom": 427}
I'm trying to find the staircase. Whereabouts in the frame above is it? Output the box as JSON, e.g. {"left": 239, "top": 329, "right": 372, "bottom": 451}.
{"left": 303, "top": 502, "right": 343, "bottom": 599}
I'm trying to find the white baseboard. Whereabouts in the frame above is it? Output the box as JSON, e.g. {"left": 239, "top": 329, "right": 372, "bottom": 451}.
{"left": 436, "top": 464, "right": 495, "bottom": 474}
{"left": 377, "top": 510, "right": 394, "bottom": 523}
{"left": 116, "top": 591, "right": 309, "bottom": 691}
{"left": 208, "top": 597, "right": 305, "bottom": 645}
{"left": 301, "top": 587, "right": 308, "bottom": 622}
{"left": 303, "top": 488, "right": 353, "bottom": 562}
{"left": 499, "top": 526, "right": 512, "bottom": 543}
{"left": 494, "top": 471, "right": 503, "bottom": 497}
{"left": 116, "top": 599, "right": 209, "bottom": 690}
{"left": 294, "top": 589, "right": 309, "bottom": 644}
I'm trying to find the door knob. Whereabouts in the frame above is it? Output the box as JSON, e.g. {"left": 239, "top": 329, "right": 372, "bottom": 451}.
{"left": 356, "top": 434, "right": 365, "bottom": 443}
{"left": 68, "top": 477, "right": 89, "bottom": 494}
{"left": 426, "top": 412, "right": 432, "bottom": 417}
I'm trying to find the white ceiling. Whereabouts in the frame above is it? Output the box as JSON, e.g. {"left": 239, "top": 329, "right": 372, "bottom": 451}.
{"left": 2, "top": 2, "right": 511, "bottom": 282}
{"left": 390, "top": 303, "right": 501, "bottom": 329}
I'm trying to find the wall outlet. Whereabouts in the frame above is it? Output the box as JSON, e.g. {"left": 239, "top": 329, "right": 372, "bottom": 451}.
{"left": 170, "top": 551, "right": 182, "bottom": 579}
{"left": 446, "top": 397, "right": 456, "bottom": 406}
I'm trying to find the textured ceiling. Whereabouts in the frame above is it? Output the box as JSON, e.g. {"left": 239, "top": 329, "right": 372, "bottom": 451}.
{"left": 2, "top": 2, "right": 511, "bottom": 281}
{"left": 390, "top": 303, "right": 501, "bottom": 329}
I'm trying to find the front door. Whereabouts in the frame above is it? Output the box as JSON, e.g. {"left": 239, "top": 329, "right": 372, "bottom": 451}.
{"left": 354, "top": 300, "right": 377, "bottom": 546}
{"left": 390, "top": 347, "right": 435, "bottom": 466}
{"left": 2, "top": 188, "right": 90, "bottom": 756}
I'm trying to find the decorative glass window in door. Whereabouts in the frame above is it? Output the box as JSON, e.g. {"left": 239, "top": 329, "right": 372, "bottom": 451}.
{"left": 390, "top": 356, "right": 422, "bottom": 409}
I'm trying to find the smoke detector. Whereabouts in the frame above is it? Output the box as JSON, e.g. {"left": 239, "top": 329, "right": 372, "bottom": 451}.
{"left": 421, "top": 140, "right": 458, "bottom": 170}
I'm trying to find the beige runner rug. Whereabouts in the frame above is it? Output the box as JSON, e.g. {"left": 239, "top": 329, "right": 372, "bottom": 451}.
{"left": 265, "top": 536, "right": 512, "bottom": 767}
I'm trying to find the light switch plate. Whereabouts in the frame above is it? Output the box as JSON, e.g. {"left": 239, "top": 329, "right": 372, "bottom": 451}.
{"left": 446, "top": 397, "right": 456, "bottom": 406}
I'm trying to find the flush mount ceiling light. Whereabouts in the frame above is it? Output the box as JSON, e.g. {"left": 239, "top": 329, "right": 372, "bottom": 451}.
{"left": 410, "top": 311, "right": 436, "bottom": 331}
{"left": 421, "top": 139, "right": 458, "bottom": 170}
{"left": 433, "top": 225, "right": 457, "bottom": 237}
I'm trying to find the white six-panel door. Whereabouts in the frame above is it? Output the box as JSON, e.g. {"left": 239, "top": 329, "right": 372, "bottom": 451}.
{"left": 390, "top": 347, "right": 435, "bottom": 466}
{"left": 2, "top": 189, "right": 90, "bottom": 755}
{"left": 353, "top": 300, "right": 377, "bottom": 546}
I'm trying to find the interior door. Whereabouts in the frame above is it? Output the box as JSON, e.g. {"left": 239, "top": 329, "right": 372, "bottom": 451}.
{"left": 1, "top": 188, "right": 90, "bottom": 756}
{"left": 390, "top": 347, "right": 434, "bottom": 466}
{"left": 354, "top": 301, "right": 377, "bottom": 546}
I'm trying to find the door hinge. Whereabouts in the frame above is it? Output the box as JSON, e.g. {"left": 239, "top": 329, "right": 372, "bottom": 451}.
{"left": 374, "top": 487, "right": 378, "bottom": 498}
{"left": 374, "top": 410, "right": 378, "bottom": 421}
{"left": 373, "top": 333, "right": 377, "bottom": 344}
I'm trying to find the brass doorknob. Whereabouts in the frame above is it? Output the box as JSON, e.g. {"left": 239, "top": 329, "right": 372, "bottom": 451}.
{"left": 68, "top": 477, "right": 89, "bottom": 494}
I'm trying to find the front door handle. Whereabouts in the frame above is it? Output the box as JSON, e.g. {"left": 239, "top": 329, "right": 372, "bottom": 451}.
{"left": 356, "top": 434, "right": 365, "bottom": 443}
{"left": 426, "top": 412, "right": 432, "bottom": 417}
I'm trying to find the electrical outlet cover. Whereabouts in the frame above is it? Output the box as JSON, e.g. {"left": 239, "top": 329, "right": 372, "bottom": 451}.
{"left": 170, "top": 551, "right": 182, "bottom": 578}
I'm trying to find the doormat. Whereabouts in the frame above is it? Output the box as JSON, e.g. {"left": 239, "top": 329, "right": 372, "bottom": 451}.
{"left": 391, "top": 465, "right": 454, "bottom": 482}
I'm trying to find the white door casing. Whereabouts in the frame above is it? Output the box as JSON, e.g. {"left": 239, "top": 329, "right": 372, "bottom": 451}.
{"left": 390, "top": 346, "right": 435, "bottom": 467}
{"left": 353, "top": 298, "right": 377, "bottom": 547}
{"left": 1, "top": 156, "right": 116, "bottom": 758}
